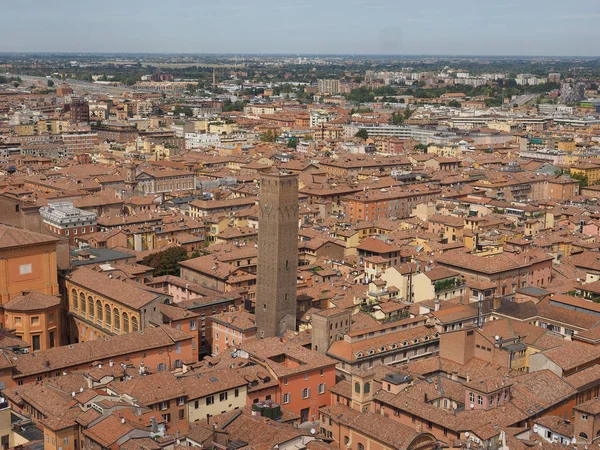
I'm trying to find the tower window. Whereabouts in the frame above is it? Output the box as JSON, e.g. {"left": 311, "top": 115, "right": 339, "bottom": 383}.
{"left": 263, "top": 304, "right": 267, "bottom": 312}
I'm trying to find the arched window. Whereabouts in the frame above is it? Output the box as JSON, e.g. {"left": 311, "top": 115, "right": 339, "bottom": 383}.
{"left": 113, "top": 308, "right": 120, "bottom": 331}
{"left": 79, "top": 293, "right": 86, "bottom": 313}
{"left": 71, "top": 289, "right": 78, "bottom": 309}
{"left": 132, "top": 316, "right": 139, "bottom": 332}
{"left": 579, "top": 433, "right": 589, "bottom": 440}
{"left": 88, "top": 297, "right": 94, "bottom": 317}
{"left": 96, "top": 301, "right": 103, "bottom": 321}
{"left": 364, "top": 382, "right": 371, "bottom": 394}
{"left": 105, "top": 305, "right": 111, "bottom": 326}
{"left": 122, "top": 312, "right": 129, "bottom": 333}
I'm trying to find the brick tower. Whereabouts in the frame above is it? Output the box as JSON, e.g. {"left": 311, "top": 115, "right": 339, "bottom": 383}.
{"left": 256, "top": 172, "right": 299, "bottom": 338}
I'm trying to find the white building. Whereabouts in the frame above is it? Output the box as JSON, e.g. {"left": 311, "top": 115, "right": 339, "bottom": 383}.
{"left": 185, "top": 132, "right": 221, "bottom": 149}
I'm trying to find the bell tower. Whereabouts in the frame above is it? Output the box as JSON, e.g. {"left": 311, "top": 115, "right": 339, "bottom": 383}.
{"left": 351, "top": 370, "right": 375, "bottom": 413}
{"left": 255, "top": 172, "right": 298, "bottom": 338}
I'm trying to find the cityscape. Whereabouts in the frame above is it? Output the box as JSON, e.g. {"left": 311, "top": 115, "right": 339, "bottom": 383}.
{"left": 2, "top": 3, "right": 600, "bottom": 450}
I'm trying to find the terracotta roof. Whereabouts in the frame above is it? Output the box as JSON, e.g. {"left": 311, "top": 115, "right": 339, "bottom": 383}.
{"left": 179, "top": 367, "right": 247, "bottom": 400}
{"left": 320, "top": 404, "right": 432, "bottom": 449}
{"left": 10, "top": 325, "right": 193, "bottom": 379}
{"left": 241, "top": 338, "right": 337, "bottom": 377}
{"left": 3, "top": 291, "right": 60, "bottom": 311}
{"left": 0, "top": 224, "right": 58, "bottom": 249}
{"left": 67, "top": 266, "right": 162, "bottom": 309}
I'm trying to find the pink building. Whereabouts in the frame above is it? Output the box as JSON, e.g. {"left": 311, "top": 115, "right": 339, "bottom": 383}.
{"left": 210, "top": 309, "right": 256, "bottom": 355}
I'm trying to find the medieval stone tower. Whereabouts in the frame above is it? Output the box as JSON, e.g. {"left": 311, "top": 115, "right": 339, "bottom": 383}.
{"left": 256, "top": 172, "right": 299, "bottom": 338}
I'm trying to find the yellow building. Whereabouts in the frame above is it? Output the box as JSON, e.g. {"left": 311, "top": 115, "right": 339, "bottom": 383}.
{"left": 570, "top": 163, "right": 600, "bottom": 185}
{"left": 209, "top": 122, "right": 238, "bottom": 135}
{"left": 65, "top": 266, "right": 166, "bottom": 343}
{"left": 42, "top": 420, "right": 76, "bottom": 450}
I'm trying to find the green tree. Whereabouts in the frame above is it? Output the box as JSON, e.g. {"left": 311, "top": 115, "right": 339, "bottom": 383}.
{"left": 447, "top": 100, "right": 461, "bottom": 108}
{"left": 47, "top": 79, "right": 54, "bottom": 87}
{"left": 141, "top": 247, "right": 189, "bottom": 277}
{"left": 415, "top": 143, "right": 427, "bottom": 152}
{"left": 173, "top": 105, "right": 193, "bottom": 117}
{"left": 355, "top": 128, "right": 369, "bottom": 140}
{"left": 287, "top": 137, "right": 299, "bottom": 149}
{"left": 404, "top": 107, "right": 414, "bottom": 120}
{"left": 261, "top": 130, "right": 278, "bottom": 142}
{"left": 391, "top": 112, "right": 404, "bottom": 125}
{"left": 571, "top": 172, "right": 589, "bottom": 188}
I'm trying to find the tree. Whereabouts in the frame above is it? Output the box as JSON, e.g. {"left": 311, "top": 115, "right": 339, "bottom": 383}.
{"left": 415, "top": 143, "right": 427, "bottom": 152}
{"left": 447, "top": 100, "right": 461, "bottom": 108}
{"left": 391, "top": 112, "right": 404, "bottom": 125}
{"left": 571, "top": 172, "right": 589, "bottom": 188}
{"left": 261, "top": 130, "right": 278, "bottom": 143}
{"left": 173, "top": 105, "right": 193, "bottom": 117}
{"left": 141, "top": 247, "right": 189, "bottom": 277}
{"left": 47, "top": 79, "right": 54, "bottom": 87}
{"left": 287, "top": 137, "right": 299, "bottom": 149}
{"left": 355, "top": 128, "right": 369, "bottom": 140}
{"left": 404, "top": 107, "right": 414, "bottom": 120}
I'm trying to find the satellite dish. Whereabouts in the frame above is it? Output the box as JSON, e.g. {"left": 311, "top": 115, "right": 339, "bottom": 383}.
{"left": 310, "top": 429, "right": 316, "bottom": 435}
{"left": 470, "top": 403, "right": 474, "bottom": 409}
{"left": 533, "top": 425, "right": 539, "bottom": 433}
{"left": 495, "top": 335, "right": 500, "bottom": 341}
{"left": 465, "top": 432, "right": 470, "bottom": 438}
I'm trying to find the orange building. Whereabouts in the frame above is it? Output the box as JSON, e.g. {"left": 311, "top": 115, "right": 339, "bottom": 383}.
{"left": 342, "top": 185, "right": 442, "bottom": 221}
{"left": 0, "top": 224, "right": 61, "bottom": 350}
{"left": 240, "top": 338, "right": 338, "bottom": 423}
{"left": 0, "top": 224, "right": 59, "bottom": 307}
{"left": 3, "top": 292, "right": 60, "bottom": 351}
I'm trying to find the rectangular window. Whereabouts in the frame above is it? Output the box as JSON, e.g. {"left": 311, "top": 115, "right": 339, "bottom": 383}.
{"left": 220, "top": 392, "right": 228, "bottom": 402}
{"left": 318, "top": 383, "right": 326, "bottom": 394}
{"left": 31, "top": 316, "right": 40, "bottom": 326}
{"left": 160, "top": 401, "right": 169, "bottom": 410}
{"left": 177, "top": 397, "right": 185, "bottom": 406}
{"left": 206, "top": 396, "right": 214, "bottom": 405}
{"left": 190, "top": 320, "right": 197, "bottom": 330}
{"left": 32, "top": 335, "right": 41, "bottom": 351}
{"left": 178, "top": 409, "right": 185, "bottom": 420}
{"left": 283, "top": 393, "right": 291, "bottom": 404}
{"left": 235, "top": 388, "right": 239, "bottom": 397}
{"left": 302, "top": 388, "right": 311, "bottom": 399}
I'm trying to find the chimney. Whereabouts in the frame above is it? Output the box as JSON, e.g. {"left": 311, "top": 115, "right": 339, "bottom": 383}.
{"left": 434, "top": 299, "right": 440, "bottom": 312}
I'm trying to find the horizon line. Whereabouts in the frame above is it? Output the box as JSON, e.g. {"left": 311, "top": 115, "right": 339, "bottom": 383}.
{"left": 1, "top": 52, "right": 600, "bottom": 59}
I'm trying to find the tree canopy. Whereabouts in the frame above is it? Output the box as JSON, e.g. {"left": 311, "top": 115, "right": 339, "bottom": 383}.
{"left": 141, "top": 247, "right": 189, "bottom": 277}
{"left": 355, "top": 128, "right": 369, "bottom": 140}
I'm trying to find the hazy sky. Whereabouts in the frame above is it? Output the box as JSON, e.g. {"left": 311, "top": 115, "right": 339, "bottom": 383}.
{"left": 1, "top": 0, "right": 599, "bottom": 55}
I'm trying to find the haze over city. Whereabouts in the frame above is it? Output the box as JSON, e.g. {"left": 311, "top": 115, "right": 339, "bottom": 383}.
{"left": 1, "top": 0, "right": 600, "bottom": 55}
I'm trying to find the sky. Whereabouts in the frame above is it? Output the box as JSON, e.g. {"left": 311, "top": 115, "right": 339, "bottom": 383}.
{"left": 1, "top": 0, "right": 599, "bottom": 56}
